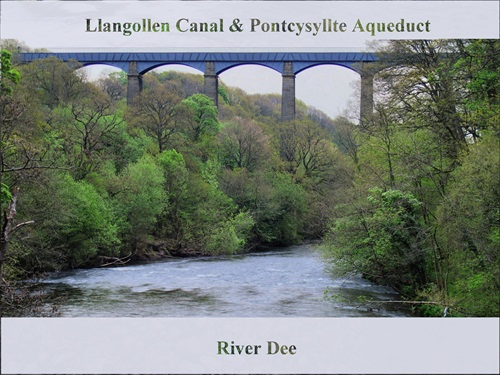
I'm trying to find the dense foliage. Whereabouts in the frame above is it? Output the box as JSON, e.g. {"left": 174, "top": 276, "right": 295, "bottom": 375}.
{"left": 322, "top": 40, "right": 499, "bottom": 317}
{"left": 0, "top": 43, "right": 349, "bottom": 276}
{"left": 1, "top": 39, "right": 498, "bottom": 316}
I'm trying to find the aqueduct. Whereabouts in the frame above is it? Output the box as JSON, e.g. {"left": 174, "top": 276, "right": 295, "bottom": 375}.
{"left": 19, "top": 52, "right": 378, "bottom": 122}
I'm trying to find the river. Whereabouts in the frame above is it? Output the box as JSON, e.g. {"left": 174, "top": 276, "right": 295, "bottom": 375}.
{"left": 39, "top": 244, "right": 411, "bottom": 317}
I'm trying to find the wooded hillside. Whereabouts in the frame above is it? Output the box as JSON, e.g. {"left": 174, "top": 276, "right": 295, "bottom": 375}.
{"left": 1, "top": 39, "right": 498, "bottom": 316}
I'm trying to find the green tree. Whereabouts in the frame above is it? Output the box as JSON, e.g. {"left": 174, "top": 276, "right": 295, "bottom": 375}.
{"left": 206, "top": 212, "right": 254, "bottom": 255}
{"left": 97, "top": 71, "right": 127, "bottom": 102}
{"left": 7, "top": 171, "right": 120, "bottom": 272}
{"left": 218, "top": 169, "right": 275, "bottom": 244}
{"left": 218, "top": 117, "right": 271, "bottom": 172}
{"left": 274, "top": 119, "right": 339, "bottom": 184}
{"left": 453, "top": 40, "right": 500, "bottom": 137}
{"left": 268, "top": 173, "right": 308, "bottom": 245}
{"left": 180, "top": 172, "right": 248, "bottom": 254}
{"left": 56, "top": 174, "right": 120, "bottom": 267}
{"left": 110, "top": 155, "right": 167, "bottom": 252}
{"left": 126, "top": 82, "right": 186, "bottom": 153}
{"left": 1, "top": 50, "right": 21, "bottom": 95}
{"left": 323, "top": 188, "right": 428, "bottom": 297}
{"left": 182, "top": 94, "right": 219, "bottom": 142}
{"left": 1, "top": 50, "right": 34, "bottom": 279}
{"left": 437, "top": 134, "right": 500, "bottom": 316}
{"left": 332, "top": 116, "right": 360, "bottom": 169}
{"left": 378, "top": 40, "right": 468, "bottom": 160}
{"left": 156, "top": 149, "right": 189, "bottom": 247}
{"left": 64, "top": 86, "right": 123, "bottom": 179}
{"left": 19, "top": 56, "right": 87, "bottom": 109}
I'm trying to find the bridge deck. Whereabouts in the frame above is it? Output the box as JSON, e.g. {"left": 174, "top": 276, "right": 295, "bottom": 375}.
{"left": 19, "top": 52, "right": 378, "bottom": 74}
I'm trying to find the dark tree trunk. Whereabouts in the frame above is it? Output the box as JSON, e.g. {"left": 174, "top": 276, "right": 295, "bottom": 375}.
{"left": 1, "top": 187, "right": 34, "bottom": 280}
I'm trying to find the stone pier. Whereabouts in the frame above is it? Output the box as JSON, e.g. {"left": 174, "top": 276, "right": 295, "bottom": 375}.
{"left": 360, "top": 62, "right": 375, "bottom": 124}
{"left": 126, "top": 61, "right": 143, "bottom": 105}
{"left": 203, "top": 61, "right": 219, "bottom": 107}
{"left": 281, "top": 61, "right": 296, "bottom": 122}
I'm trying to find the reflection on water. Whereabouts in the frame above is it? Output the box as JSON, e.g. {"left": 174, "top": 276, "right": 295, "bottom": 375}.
{"left": 39, "top": 245, "right": 412, "bottom": 317}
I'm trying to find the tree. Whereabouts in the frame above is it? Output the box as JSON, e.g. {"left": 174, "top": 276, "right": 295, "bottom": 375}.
{"left": 0, "top": 81, "right": 59, "bottom": 178}
{"left": 205, "top": 212, "right": 254, "bottom": 255}
{"left": 1, "top": 187, "right": 34, "bottom": 279}
{"left": 268, "top": 173, "right": 308, "bottom": 245}
{"left": 453, "top": 40, "right": 500, "bottom": 137}
{"left": 332, "top": 116, "right": 361, "bottom": 169}
{"left": 5, "top": 171, "right": 121, "bottom": 272}
{"left": 323, "top": 188, "right": 428, "bottom": 297}
{"left": 218, "top": 117, "right": 270, "bottom": 172}
{"left": 362, "top": 105, "right": 399, "bottom": 189}
{"left": 322, "top": 40, "right": 500, "bottom": 316}
{"left": 379, "top": 41, "right": 473, "bottom": 163}
{"left": 1, "top": 50, "right": 21, "bottom": 95}
{"left": 155, "top": 149, "right": 189, "bottom": 248}
{"left": 97, "top": 71, "right": 127, "bottom": 102}
{"left": 307, "top": 105, "right": 336, "bottom": 133}
{"left": 19, "top": 56, "right": 87, "bottom": 109}
{"left": 0, "top": 50, "right": 34, "bottom": 279}
{"left": 126, "top": 83, "right": 185, "bottom": 153}
{"left": 154, "top": 70, "right": 203, "bottom": 98}
{"left": 53, "top": 174, "right": 120, "bottom": 267}
{"left": 52, "top": 85, "right": 123, "bottom": 179}
{"left": 274, "top": 119, "right": 341, "bottom": 187}
{"left": 110, "top": 155, "right": 167, "bottom": 251}
{"left": 436, "top": 134, "right": 500, "bottom": 316}
{"left": 182, "top": 94, "right": 219, "bottom": 142}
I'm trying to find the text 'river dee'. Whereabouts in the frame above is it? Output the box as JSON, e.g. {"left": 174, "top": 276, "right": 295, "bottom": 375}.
{"left": 217, "top": 341, "right": 297, "bottom": 355}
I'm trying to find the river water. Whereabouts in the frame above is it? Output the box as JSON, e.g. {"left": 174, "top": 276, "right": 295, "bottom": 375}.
{"left": 40, "top": 244, "right": 411, "bottom": 317}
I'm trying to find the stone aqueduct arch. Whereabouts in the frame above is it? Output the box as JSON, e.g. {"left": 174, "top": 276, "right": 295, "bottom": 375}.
{"left": 19, "top": 52, "right": 378, "bottom": 122}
